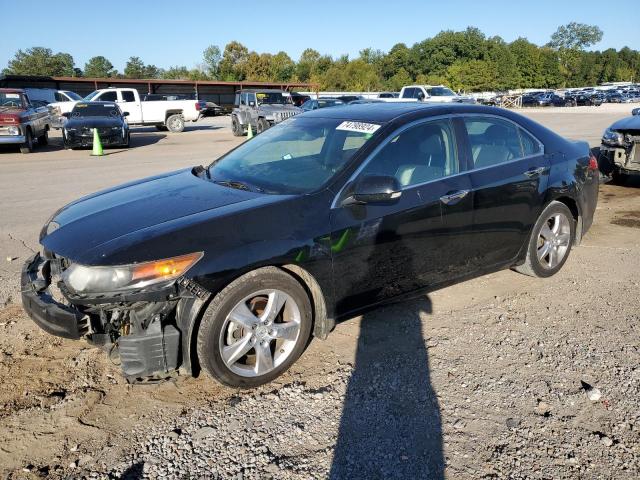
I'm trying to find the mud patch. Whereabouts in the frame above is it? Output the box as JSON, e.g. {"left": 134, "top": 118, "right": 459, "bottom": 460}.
{"left": 611, "top": 210, "right": 640, "bottom": 228}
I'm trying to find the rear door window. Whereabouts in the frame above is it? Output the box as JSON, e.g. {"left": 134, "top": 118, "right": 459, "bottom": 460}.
{"left": 463, "top": 117, "right": 524, "bottom": 169}
{"left": 121, "top": 90, "right": 136, "bottom": 102}
{"left": 402, "top": 88, "right": 415, "bottom": 99}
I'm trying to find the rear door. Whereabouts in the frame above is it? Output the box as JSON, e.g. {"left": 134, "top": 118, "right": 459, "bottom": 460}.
{"left": 330, "top": 117, "right": 474, "bottom": 315}
{"left": 461, "top": 115, "right": 549, "bottom": 266}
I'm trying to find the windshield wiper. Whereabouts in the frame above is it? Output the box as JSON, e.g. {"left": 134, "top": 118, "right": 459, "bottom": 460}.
{"left": 214, "top": 179, "right": 263, "bottom": 193}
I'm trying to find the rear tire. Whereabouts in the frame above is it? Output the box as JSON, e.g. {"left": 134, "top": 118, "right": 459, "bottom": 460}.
{"left": 196, "top": 267, "right": 312, "bottom": 388}
{"left": 231, "top": 115, "right": 244, "bottom": 136}
{"left": 166, "top": 114, "right": 185, "bottom": 133}
{"left": 514, "top": 201, "right": 575, "bottom": 278}
{"left": 611, "top": 169, "right": 627, "bottom": 185}
{"left": 38, "top": 129, "right": 48, "bottom": 146}
{"left": 19, "top": 130, "right": 33, "bottom": 154}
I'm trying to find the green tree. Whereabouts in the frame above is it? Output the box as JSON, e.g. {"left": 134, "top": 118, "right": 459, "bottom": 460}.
{"left": 124, "top": 56, "right": 146, "bottom": 78}
{"left": 3, "top": 47, "right": 76, "bottom": 76}
{"left": 296, "top": 48, "right": 322, "bottom": 82}
{"left": 203, "top": 45, "right": 221, "bottom": 79}
{"left": 219, "top": 41, "right": 249, "bottom": 81}
{"left": 161, "top": 66, "right": 191, "bottom": 79}
{"left": 84, "top": 56, "right": 116, "bottom": 77}
{"left": 549, "top": 22, "right": 603, "bottom": 51}
{"left": 270, "top": 51, "right": 295, "bottom": 82}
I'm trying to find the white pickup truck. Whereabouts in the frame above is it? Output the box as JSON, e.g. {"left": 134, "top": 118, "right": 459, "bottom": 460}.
{"left": 50, "top": 87, "right": 202, "bottom": 132}
{"left": 382, "top": 85, "right": 476, "bottom": 104}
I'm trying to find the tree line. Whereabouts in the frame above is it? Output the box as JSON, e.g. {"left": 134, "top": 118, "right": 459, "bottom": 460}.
{"left": 3, "top": 23, "right": 639, "bottom": 92}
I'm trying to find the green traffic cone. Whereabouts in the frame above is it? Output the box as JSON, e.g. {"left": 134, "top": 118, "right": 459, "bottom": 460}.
{"left": 91, "top": 128, "right": 104, "bottom": 156}
{"left": 247, "top": 123, "right": 253, "bottom": 139}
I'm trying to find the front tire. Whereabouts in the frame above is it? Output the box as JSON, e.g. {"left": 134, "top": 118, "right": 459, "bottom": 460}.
{"left": 514, "top": 201, "right": 575, "bottom": 278}
{"left": 231, "top": 115, "right": 244, "bottom": 136}
{"left": 197, "top": 267, "right": 312, "bottom": 388}
{"left": 257, "top": 118, "right": 269, "bottom": 134}
{"left": 166, "top": 114, "right": 185, "bottom": 133}
{"left": 19, "top": 130, "right": 33, "bottom": 154}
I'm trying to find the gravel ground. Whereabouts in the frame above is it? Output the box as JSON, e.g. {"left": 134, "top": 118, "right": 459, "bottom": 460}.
{"left": 0, "top": 106, "right": 639, "bottom": 479}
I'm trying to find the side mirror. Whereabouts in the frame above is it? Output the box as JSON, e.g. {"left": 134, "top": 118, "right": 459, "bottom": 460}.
{"left": 416, "top": 91, "right": 425, "bottom": 101}
{"left": 344, "top": 175, "right": 402, "bottom": 206}
{"left": 632, "top": 108, "right": 640, "bottom": 116}
{"left": 61, "top": 112, "right": 70, "bottom": 118}
{"left": 122, "top": 111, "right": 130, "bottom": 117}
{"left": 249, "top": 101, "right": 256, "bottom": 107}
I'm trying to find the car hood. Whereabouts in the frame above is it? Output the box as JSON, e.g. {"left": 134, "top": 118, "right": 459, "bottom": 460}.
{"left": 41, "top": 168, "right": 263, "bottom": 263}
{"left": 609, "top": 115, "right": 640, "bottom": 132}
{"left": 65, "top": 117, "right": 123, "bottom": 129}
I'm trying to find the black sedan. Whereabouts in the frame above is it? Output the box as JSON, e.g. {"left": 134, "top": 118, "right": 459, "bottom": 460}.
{"left": 62, "top": 101, "right": 130, "bottom": 149}
{"left": 22, "top": 103, "right": 599, "bottom": 387}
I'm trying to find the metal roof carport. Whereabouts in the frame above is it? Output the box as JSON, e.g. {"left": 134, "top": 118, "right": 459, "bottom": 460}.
{"left": 0, "top": 75, "right": 317, "bottom": 109}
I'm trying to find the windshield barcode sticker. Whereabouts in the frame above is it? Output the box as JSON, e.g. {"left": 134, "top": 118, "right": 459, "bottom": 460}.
{"left": 336, "top": 121, "right": 380, "bottom": 134}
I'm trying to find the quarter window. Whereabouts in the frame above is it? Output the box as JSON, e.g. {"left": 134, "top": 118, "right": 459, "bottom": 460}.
{"left": 464, "top": 117, "right": 523, "bottom": 169}
{"left": 519, "top": 128, "right": 542, "bottom": 156}
{"left": 359, "top": 120, "right": 458, "bottom": 188}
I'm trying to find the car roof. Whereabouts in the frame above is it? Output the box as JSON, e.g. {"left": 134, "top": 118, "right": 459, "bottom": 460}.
{"left": 0, "top": 88, "right": 25, "bottom": 94}
{"left": 300, "top": 102, "right": 507, "bottom": 123}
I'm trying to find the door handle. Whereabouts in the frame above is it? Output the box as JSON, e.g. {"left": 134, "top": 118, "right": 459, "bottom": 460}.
{"left": 440, "top": 190, "right": 469, "bottom": 205}
{"left": 524, "top": 166, "right": 546, "bottom": 177}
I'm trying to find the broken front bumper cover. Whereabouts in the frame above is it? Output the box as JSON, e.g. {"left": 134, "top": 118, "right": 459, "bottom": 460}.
{"left": 21, "top": 253, "right": 90, "bottom": 339}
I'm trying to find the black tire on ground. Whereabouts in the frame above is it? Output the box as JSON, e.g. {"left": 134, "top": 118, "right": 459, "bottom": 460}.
{"left": 196, "top": 267, "right": 313, "bottom": 388}
{"left": 19, "top": 130, "right": 33, "bottom": 154}
{"left": 231, "top": 115, "right": 244, "bottom": 136}
{"left": 166, "top": 114, "right": 185, "bottom": 133}
{"left": 38, "top": 129, "right": 48, "bottom": 146}
{"left": 611, "top": 169, "right": 627, "bottom": 185}
{"left": 257, "top": 118, "right": 269, "bottom": 134}
{"left": 123, "top": 132, "right": 130, "bottom": 148}
{"left": 156, "top": 125, "right": 168, "bottom": 131}
{"left": 514, "top": 201, "right": 575, "bottom": 278}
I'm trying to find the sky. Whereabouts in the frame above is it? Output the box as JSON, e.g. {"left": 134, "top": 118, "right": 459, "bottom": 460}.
{"left": 2, "top": 0, "right": 639, "bottom": 72}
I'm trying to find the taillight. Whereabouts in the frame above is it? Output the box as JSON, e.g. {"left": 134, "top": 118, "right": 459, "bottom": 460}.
{"left": 588, "top": 154, "right": 598, "bottom": 171}
{"left": 195, "top": 101, "right": 202, "bottom": 111}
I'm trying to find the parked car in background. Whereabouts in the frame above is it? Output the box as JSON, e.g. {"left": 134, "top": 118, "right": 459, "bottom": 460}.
{"left": 336, "top": 95, "right": 364, "bottom": 104}
{"left": 599, "top": 109, "right": 640, "bottom": 182}
{"left": 231, "top": 89, "right": 302, "bottom": 136}
{"left": 25, "top": 88, "right": 82, "bottom": 105}
{"left": 22, "top": 103, "right": 598, "bottom": 387}
{"left": 398, "top": 85, "right": 476, "bottom": 103}
{"left": 606, "top": 92, "right": 626, "bottom": 103}
{"left": 0, "top": 88, "right": 50, "bottom": 153}
{"left": 347, "top": 99, "right": 385, "bottom": 105}
{"left": 574, "top": 94, "right": 603, "bottom": 106}
{"left": 289, "top": 93, "right": 311, "bottom": 107}
{"left": 300, "top": 98, "right": 344, "bottom": 111}
{"left": 51, "top": 87, "right": 203, "bottom": 132}
{"left": 62, "top": 101, "right": 130, "bottom": 149}
{"left": 377, "top": 92, "right": 399, "bottom": 98}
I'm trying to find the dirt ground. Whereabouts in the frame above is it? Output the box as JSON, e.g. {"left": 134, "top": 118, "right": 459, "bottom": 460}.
{"left": 0, "top": 105, "right": 638, "bottom": 479}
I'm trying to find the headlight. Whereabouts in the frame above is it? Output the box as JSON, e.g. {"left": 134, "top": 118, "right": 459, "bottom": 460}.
{"left": 7, "top": 126, "right": 19, "bottom": 135}
{"left": 65, "top": 127, "right": 77, "bottom": 132}
{"left": 602, "top": 128, "right": 623, "bottom": 145}
{"left": 111, "top": 126, "right": 121, "bottom": 130}
{"left": 61, "top": 252, "right": 203, "bottom": 295}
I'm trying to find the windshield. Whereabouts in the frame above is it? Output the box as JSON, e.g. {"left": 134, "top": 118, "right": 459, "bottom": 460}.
{"left": 0, "top": 92, "right": 24, "bottom": 107}
{"left": 83, "top": 91, "right": 100, "bottom": 101}
{"left": 256, "top": 92, "right": 290, "bottom": 105}
{"left": 64, "top": 91, "right": 82, "bottom": 101}
{"left": 427, "top": 87, "right": 456, "bottom": 97}
{"left": 208, "top": 117, "right": 380, "bottom": 194}
{"left": 71, "top": 103, "right": 121, "bottom": 117}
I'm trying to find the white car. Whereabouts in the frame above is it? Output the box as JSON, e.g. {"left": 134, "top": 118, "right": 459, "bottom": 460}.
{"left": 50, "top": 87, "right": 203, "bottom": 132}
{"left": 393, "top": 85, "right": 476, "bottom": 104}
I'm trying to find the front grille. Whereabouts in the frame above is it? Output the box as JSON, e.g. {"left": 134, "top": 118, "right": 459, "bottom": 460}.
{"left": 79, "top": 127, "right": 113, "bottom": 137}
{"left": 273, "top": 110, "right": 300, "bottom": 123}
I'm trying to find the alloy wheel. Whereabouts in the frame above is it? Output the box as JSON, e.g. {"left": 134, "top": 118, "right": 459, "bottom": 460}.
{"left": 219, "top": 289, "right": 301, "bottom": 377}
{"left": 536, "top": 212, "right": 571, "bottom": 269}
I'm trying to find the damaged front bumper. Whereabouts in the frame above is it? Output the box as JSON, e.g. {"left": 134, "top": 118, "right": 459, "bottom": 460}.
{"left": 21, "top": 253, "right": 206, "bottom": 382}
{"left": 600, "top": 135, "right": 640, "bottom": 176}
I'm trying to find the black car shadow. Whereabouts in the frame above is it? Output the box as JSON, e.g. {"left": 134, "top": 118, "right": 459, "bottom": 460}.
{"left": 330, "top": 296, "right": 444, "bottom": 479}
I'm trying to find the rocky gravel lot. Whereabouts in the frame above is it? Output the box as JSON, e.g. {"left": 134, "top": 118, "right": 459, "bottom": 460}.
{"left": 0, "top": 107, "right": 638, "bottom": 479}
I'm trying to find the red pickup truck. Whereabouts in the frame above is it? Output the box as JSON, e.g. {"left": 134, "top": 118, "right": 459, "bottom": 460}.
{"left": 0, "top": 88, "right": 51, "bottom": 153}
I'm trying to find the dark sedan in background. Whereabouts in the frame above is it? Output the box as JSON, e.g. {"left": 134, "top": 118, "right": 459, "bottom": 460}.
{"left": 22, "top": 103, "right": 598, "bottom": 387}
{"left": 62, "top": 101, "right": 130, "bottom": 149}
{"left": 301, "top": 98, "right": 344, "bottom": 111}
